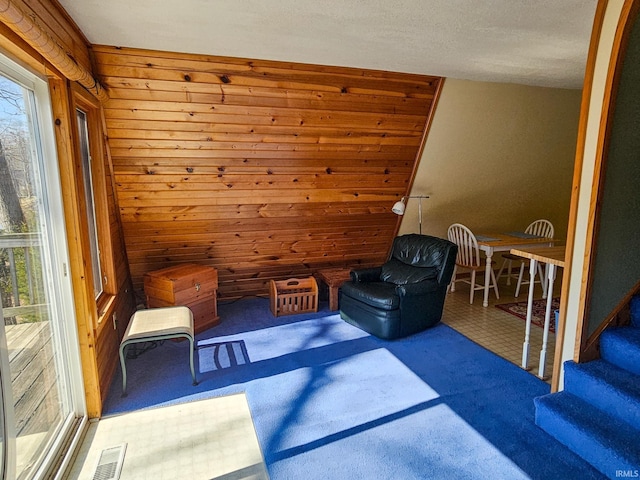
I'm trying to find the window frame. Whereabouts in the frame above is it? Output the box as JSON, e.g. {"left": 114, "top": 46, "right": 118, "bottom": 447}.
{"left": 70, "top": 84, "right": 116, "bottom": 327}
{"left": 0, "top": 50, "right": 89, "bottom": 480}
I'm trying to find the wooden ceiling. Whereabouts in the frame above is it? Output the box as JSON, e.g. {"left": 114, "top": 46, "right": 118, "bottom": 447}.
{"left": 93, "top": 46, "right": 442, "bottom": 300}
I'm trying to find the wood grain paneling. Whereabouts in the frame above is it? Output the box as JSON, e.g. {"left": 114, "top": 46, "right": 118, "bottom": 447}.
{"left": 13, "top": 0, "right": 91, "bottom": 71}
{"left": 95, "top": 117, "right": 136, "bottom": 407}
{"left": 67, "top": 83, "right": 136, "bottom": 416}
{"left": 93, "top": 45, "right": 442, "bottom": 301}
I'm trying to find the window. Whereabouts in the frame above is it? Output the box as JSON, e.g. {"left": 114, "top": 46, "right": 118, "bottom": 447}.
{"left": 0, "top": 52, "right": 86, "bottom": 480}
{"left": 72, "top": 86, "right": 116, "bottom": 323}
{"left": 77, "top": 109, "right": 103, "bottom": 299}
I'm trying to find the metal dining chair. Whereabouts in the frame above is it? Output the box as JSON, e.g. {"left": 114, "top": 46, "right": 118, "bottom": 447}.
{"left": 497, "top": 219, "right": 555, "bottom": 297}
{"left": 447, "top": 223, "right": 500, "bottom": 304}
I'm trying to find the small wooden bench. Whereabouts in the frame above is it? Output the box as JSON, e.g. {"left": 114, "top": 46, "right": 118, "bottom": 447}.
{"left": 119, "top": 306, "right": 197, "bottom": 396}
{"left": 315, "top": 268, "right": 353, "bottom": 311}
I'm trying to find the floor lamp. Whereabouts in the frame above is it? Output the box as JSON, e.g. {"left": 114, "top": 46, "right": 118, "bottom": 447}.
{"left": 392, "top": 195, "right": 429, "bottom": 234}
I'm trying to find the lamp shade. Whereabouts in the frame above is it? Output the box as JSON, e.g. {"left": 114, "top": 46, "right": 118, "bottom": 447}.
{"left": 392, "top": 200, "right": 406, "bottom": 215}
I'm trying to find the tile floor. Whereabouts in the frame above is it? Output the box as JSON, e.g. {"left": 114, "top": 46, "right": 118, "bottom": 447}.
{"left": 442, "top": 273, "right": 558, "bottom": 383}
{"left": 67, "top": 271, "right": 557, "bottom": 479}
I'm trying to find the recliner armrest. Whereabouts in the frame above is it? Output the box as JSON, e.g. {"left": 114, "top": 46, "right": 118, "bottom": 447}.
{"left": 437, "top": 243, "right": 458, "bottom": 286}
{"left": 350, "top": 267, "right": 382, "bottom": 283}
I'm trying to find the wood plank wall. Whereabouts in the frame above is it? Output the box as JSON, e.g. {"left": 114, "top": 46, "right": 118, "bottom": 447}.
{"left": 93, "top": 46, "right": 442, "bottom": 301}
{"left": 95, "top": 138, "right": 136, "bottom": 405}
{"left": 14, "top": 0, "right": 92, "bottom": 71}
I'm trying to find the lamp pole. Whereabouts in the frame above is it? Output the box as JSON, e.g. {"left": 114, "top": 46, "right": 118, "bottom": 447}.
{"left": 418, "top": 196, "right": 422, "bottom": 235}
{"left": 409, "top": 195, "right": 428, "bottom": 235}
{"left": 392, "top": 195, "right": 429, "bottom": 235}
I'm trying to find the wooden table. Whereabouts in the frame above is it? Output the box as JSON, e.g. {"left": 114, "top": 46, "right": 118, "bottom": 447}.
{"left": 476, "top": 232, "right": 555, "bottom": 307}
{"left": 315, "top": 268, "right": 353, "bottom": 311}
{"left": 509, "top": 246, "right": 566, "bottom": 379}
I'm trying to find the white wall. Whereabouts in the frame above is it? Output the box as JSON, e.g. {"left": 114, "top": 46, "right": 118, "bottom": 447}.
{"left": 397, "top": 78, "right": 582, "bottom": 242}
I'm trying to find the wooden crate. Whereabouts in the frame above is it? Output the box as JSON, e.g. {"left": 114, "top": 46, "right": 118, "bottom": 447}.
{"left": 269, "top": 277, "right": 318, "bottom": 317}
{"left": 144, "top": 263, "right": 220, "bottom": 334}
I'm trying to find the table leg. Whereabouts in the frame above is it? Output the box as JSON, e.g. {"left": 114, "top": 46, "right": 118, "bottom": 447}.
{"left": 521, "top": 259, "right": 538, "bottom": 370}
{"left": 541, "top": 241, "right": 555, "bottom": 299}
{"left": 483, "top": 249, "right": 493, "bottom": 307}
{"left": 538, "top": 264, "right": 557, "bottom": 379}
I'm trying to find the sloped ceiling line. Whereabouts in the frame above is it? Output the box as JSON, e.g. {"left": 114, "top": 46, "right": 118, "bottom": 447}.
{"left": 0, "top": 0, "right": 108, "bottom": 101}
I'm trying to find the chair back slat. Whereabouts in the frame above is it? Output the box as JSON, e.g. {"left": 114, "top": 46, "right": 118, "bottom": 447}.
{"left": 526, "top": 219, "right": 554, "bottom": 239}
{"left": 447, "top": 223, "right": 480, "bottom": 268}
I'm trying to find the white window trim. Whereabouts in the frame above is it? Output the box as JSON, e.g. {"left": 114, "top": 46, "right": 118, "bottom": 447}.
{"left": 0, "top": 52, "right": 87, "bottom": 480}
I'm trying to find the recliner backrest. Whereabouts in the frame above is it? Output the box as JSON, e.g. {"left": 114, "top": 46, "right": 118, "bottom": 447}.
{"left": 388, "top": 234, "right": 457, "bottom": 286}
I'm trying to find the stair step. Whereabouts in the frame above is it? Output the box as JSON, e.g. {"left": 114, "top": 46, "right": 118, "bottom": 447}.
{"left": 564, "top": 360, "right": 640, "bottom": 430}
{"left": 535, "top": 391, "right": 640, "bottom": 478}
{"left": 600, "top": 326, "right": 640, "bottom": 376}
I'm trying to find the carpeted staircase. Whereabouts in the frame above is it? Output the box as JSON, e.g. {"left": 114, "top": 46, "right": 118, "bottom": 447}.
{"left": 534, "top": 296, "right": 640, "bottom": 478}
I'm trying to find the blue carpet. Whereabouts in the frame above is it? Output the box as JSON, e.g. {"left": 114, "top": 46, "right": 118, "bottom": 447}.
{"left": 600, "top": 326, "right": 640, "bottom": 376}
{"left": 535, "top": 318, "right": 640, "bottom": 478}
{"left": 104, "top": 298, "right": 604, "bottom": 479}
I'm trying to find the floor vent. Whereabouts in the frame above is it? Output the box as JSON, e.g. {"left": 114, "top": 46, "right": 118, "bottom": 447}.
{"left": 92, "top": 443, "right": 127, "bottom": 480}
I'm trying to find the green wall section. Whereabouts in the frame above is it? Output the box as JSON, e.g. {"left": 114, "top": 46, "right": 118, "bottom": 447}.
{"left": 588, "top": 10, "right": 640, "bottom": 335}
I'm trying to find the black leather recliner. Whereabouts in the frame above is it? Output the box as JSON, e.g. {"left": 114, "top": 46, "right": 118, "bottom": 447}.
{"left": 339, "top": 234, "right": 458, "bottom": 340}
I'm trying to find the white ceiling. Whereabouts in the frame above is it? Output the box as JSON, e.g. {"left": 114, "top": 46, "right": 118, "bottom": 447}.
{"left": 58, "top": 0, "right": 599, "bottom": 89}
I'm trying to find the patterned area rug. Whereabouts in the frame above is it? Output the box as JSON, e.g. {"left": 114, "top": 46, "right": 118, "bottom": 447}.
{"left": 496, "top": 297, "right": 560, "bottom": 332}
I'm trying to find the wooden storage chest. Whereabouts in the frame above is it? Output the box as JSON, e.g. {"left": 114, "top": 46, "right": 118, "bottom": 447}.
{"left": 144, "top": 263, "right": 219, "bottom": 334}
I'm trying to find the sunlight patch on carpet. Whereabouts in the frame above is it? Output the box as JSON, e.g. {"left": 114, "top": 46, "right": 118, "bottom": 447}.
{"left": 198, "top": 314, "right": 368, "bottom": 363}
{"left": 256, "top": 348, "right": 441, "bottom": 453}
{"left": 199, "top": 340, "right": 251, "bottom": 373}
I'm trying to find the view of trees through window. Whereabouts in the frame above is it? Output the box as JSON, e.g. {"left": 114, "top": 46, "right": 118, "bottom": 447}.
{"left": 0, "top": 76, "right": 45, "bottom": 323}
{"left": 0, "top": 77, "right": 30, "bottom": 229}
